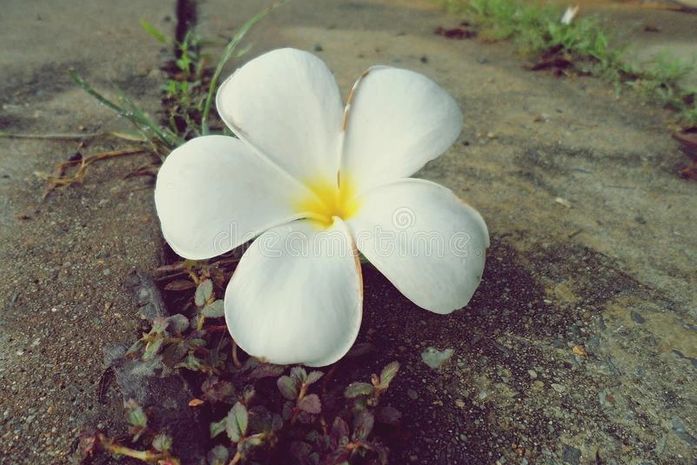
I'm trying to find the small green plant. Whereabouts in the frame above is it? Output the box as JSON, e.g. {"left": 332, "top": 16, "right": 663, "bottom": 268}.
{"left": 464, "top": 0, "right": 621, "bottom": 71}
{"left": 80, "top": 265, "right": 400, "bottom": 465}
{"left": 19, "top": 2, "right": 285, "bottom": 196}
{"left": 436, "top": 0, "right": 697, "bottom": 125}
{"left": 630, "top": 53, "right": 695, "bottom": 107}
{"left": 79, "top": 400, "right": 180, "bottom": 464}
{"left": 73, "top": 3, "right": 278, "bottom": 147}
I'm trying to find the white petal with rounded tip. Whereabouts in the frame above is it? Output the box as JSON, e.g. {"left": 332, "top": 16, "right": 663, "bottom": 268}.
{"left": 155, "top": 135, "right": 306, "bottom": 260}
{"left": 224, "top": 219, "right": 362, "bottom": 367}
{"left": 216, "top": 48, "right": 344, "bottom": 183}
{"left": 347, "top": 179, "right": 488, "bottom": 314}
{"left": 342, "top": 66, "right": 463, "bottom": 193}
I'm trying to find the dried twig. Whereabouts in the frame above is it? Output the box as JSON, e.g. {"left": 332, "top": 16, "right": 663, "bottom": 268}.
{"left": 39, "top": 147, "right": 149, "bottom": 198}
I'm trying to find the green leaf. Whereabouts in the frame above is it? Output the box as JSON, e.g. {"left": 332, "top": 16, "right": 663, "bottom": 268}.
{"left": 125, "top": 400, "right": 147, "bottom": 428}
{"left": 152, "top": 434, "right": 172, "bottom": 452}
{"left": 125, "top": 339, "right": 143, "bottom": 356}
{"left": 175, "top": 353, "right": 205, "bottom": 372}
{"left": 151, "top": 317, "right": 169, "bottom": 334}
{"left": 379, "top": 361, "right": 400, "bottom": 387}
{"left": 297, "top": 394, "right": 321, "bottom": 414}
{"left": 166, "top": 314, "right": 190, "bottom": 333}
{"left": 143, "top": 337, "right": 163, "bottom": 360}
{"left": 226, "top": 402, "right": 248, "bottom": 442}
{"left": 290, "top": 366, "right": 307, "bottom": 383}
{"left": 239, "top": 434, "right": 264, "bottom": 455}
{"left": 210, "top": 418, "right": 226, "bottom": 438}
{"left": 139, "top": 18, "right": 169, "bottom": 44}
{"left": 421, "top": 347, "right": 454, "bottom": 370}
{"left": 277, "top": 375, "right": 299, "bottom": 400}
{"left": 202, "top": 300, "right": 225, "bottom": 318}
{"left": 344, "top": 382, "right": 374, "bottom": 399}
{"left": 305, "top": 370, "right": 324, "bottom": 385}
{"left": 195, "top": 279, "right": 214, "bottom": 307}
{"left": 207, "top": 445, "right": 229, "bottom": 465}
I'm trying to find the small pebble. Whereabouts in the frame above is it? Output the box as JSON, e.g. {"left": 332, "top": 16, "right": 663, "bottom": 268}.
{"left": 630, "top": 310, "right": 645, "bottom": 324}
{"left": 551, "top": 383, "right": 566, "bottom": 393}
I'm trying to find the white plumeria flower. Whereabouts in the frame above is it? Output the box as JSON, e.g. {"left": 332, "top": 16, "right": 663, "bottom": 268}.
{"left": 155, "top": 48, "right": 489, "bottom": 367}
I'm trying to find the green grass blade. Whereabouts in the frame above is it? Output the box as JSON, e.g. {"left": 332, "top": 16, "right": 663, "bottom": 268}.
{"left": 200, "top": 0, "right": 287, "bottom": 135}
{"left": 140, "top": 19, "right": 170, "bottom": 44}
{"left": 70, "top": 69, "right": 126, "bottom": 114}
{"left": 70, "top": 70, "right": 182, "bottom": 150}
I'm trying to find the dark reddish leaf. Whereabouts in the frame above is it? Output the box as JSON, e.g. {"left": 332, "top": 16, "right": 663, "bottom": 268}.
{"left": 202, "top": 376, "right": 235, "bottom": 403}
{"left": 344, "top": 382, "right": 374, "bottom": 398}
{"left": 530, "top": 57, "right": 573, "bottom": 73}
{"left": 679, "top": 161, "right": 697, "bottom": 180}
{"left": 673, "top": 127, "right": 697, "bottom": 160}
{"left": 298, "top": 394, "right": 322, "bottom": 414}
{"left": 352, "top": 410, "right": 375, "bottom": 441}
{"left": 248, "top": 363, "right": 286, "bottom": 380}
{"left": 435, "top": 25, "right": 476, "bottom": 39}
{"left": 377, "top": 406, "right": 402, "bottom": 425}
{"left": 290, "top": 441, "right": 312, "bottom": 465}
{"left": 345, "top": 342, "right": 375, "bottom": 358}
{"left": 331, "top": 416, "right": 350, "bottom": 444}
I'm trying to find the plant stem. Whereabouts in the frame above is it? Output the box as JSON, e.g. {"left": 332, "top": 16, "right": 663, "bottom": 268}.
{"left": 228, "top": 451, "right": 242, "bottom": 465}
{"left": 0, "top": 131, "right": 147, "bottom": 142}
{"left": 96, "top": 433, "right": 181, "bottom": 464}
{"left": 231, "top": 339, "right": 242, "bottom": 368}
{"left": 0, "top": 132, "right": 101, "bottom": 140}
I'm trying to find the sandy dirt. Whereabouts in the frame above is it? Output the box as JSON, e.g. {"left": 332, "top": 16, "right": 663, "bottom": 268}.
{"left": 1, "top": 0, "right": 696, "bottom": 464}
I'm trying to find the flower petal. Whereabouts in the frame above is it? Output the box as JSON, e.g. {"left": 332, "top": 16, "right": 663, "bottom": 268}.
{"left": 216, "top": 48, "right": 344, "bottom": 183}
{"left": 224, "top": 219, "right": 362, "bottom": 367}
{"left": 341, "top": 66, "right": 463, "bottom": 193}
{"left": 347, "top": 179, "right": 488, "bottom": 314}
{"left": 155, "top": 135, "right": 306, "bottom": 260}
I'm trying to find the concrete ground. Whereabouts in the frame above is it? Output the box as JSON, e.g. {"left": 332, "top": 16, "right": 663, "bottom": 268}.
{"left": 1, "top": 0, "right": 696, "bottom": 464}
{"left": 0, "top": 1, "right": 172, "bottom": 463}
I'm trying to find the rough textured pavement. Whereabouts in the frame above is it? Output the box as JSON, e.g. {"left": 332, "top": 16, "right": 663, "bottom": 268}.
{"left": 1, "top": 0, "right": 696, "bottom": 464}
{"left": 0, "top": 1, "right": 172, "bottom": 463}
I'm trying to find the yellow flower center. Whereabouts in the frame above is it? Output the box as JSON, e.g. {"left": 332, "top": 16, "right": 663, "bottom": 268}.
{"left": 295, "top": 174, "right": 360, "bottom": 228}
